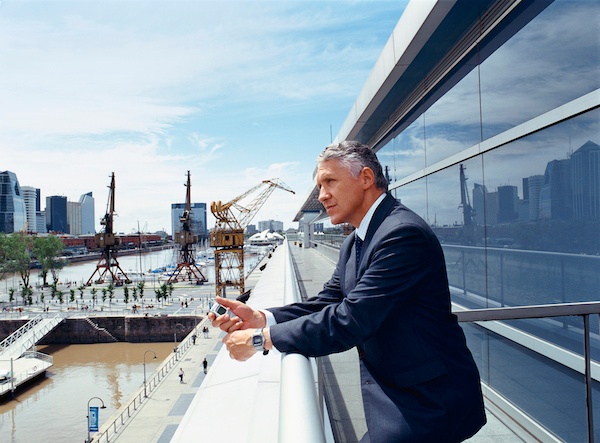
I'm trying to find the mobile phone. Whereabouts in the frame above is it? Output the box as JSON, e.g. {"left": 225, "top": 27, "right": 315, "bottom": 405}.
{"left": 210, "top": 302, "right": 233, "bottom": 317}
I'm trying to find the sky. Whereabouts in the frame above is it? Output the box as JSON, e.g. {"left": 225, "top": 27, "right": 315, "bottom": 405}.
{"left": 0, "top": 0, "right": 407, "bottom": 235}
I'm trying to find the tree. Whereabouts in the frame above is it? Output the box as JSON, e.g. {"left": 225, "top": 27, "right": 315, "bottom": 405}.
{"left": 90, "top": 287, "right": 98, "bottom": 308}
{"left": 0, "top": 233, "right": 33, "bottom": 288}
{"left": 33, "top": 235, "right": 65, "bottom": 286}
{"left": 123, "top": 286, "right": 130, "bottom": 305}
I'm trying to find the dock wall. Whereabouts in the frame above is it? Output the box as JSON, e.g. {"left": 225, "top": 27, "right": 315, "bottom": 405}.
{"left": 0, "top": 316, "right": 200, "bottom": 344}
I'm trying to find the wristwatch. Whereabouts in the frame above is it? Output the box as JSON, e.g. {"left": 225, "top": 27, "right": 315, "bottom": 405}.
{"left": 252, "top": 328, "right": 269, "bottom": 355}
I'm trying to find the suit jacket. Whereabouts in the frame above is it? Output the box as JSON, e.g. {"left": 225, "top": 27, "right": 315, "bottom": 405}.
{"left": 269, "top": 193, "right": 486, "bottom": 442}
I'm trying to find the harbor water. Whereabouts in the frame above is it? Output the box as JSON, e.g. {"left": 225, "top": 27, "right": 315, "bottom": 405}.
{"left": 0, "top": 248, "right": 263, "bottom": 443}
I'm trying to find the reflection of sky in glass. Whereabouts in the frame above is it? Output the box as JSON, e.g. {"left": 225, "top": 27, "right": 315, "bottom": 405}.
{"left": 393, "top": 178, "right": 427, "bottom": 222}
{"left": 378, "top": 116, "right": 425, "bottom": 182}
{"left": 423, "top": 68, "right": 482, "bottom": 166}
{"left": 480, "top": 1, "right": 600, "bottom": 138}
{"left": 383, "top": 1, "right": 599, "bottom": 177}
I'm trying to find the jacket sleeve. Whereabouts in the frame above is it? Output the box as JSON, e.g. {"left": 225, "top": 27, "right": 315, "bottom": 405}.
{"left": 269, "top": 220, "right": 443, "bottom": 357}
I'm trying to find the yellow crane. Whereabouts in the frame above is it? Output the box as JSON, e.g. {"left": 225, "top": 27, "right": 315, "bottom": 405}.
{"left": 210, "top": 178, "right": 294, "bottom": 297}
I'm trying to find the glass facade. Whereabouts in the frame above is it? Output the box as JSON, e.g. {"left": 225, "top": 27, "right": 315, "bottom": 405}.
{"left": 374, "top": 1, "right": 599, "bottom": 441}
{"left": 0, "top": 171, "right": 26, "bottom": 234}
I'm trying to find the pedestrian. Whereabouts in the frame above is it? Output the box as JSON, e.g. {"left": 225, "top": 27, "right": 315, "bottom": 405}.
{"left": 202, "top": 358, "right": 208, "bottom": 374}
{"left": 210, "top": 141, "right": 486, "bottom": 442}
{"left": 203, "top": 326, "right": 209, "bottom": 338}
{"left": 192, "top": 333, "right": 197, "bottom": 345}
{"left": 178, "top": 368, "right": 184, "bottom": 383}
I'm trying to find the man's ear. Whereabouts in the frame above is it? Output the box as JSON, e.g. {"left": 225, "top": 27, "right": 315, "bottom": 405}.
{"left": 360, "top": 167, "right": 376, "bottom": 189}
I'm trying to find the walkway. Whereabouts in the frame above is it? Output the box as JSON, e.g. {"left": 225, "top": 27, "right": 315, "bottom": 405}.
{"left": 102, "top": 318, "right": 224, "bottom": 442}
{"left": 288, "top": 243, "right": 524, "bottom": 443}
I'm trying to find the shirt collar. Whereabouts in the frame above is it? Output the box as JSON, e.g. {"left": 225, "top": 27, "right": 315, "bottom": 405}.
{"left": 356, "top": 193, "right": 386, "bottom": 241}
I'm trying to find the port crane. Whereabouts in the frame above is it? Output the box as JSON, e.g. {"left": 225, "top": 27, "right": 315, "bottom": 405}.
{"left": 86, "top": 173, "right": 131, "bottom": 286}
{"left": 168, "top": 171, "right": 208, "bottom": 285}
{"left": 210, "top": 179, "right": 294, "bottom": 297}
{"left": 459, "top": 164, "right": 475, "bottom": 226}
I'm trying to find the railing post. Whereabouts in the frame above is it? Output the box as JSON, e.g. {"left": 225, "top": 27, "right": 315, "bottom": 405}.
{"left": 583, "top": 314, "right": 594, "bottom": 443}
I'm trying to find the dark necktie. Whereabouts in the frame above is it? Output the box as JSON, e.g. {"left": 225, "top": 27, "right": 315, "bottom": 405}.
{"left": 355, "top": 235, "right": 363, "bottom": 276}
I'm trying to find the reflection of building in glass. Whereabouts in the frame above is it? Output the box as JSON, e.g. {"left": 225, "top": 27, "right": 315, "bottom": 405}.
{"left": 526, "top": 175, "right": 544, "bottom": 221}
{"left": 497, "top": 185, "right": 518, "bottom": 223}
{"left": 540, "top": 159, "right": 572, "bottom": 220}
{"left": 571, "top": 140, "right": 600, "bottom": 219}
{"left": 0, "top": 171, "right": 26, "bottom": 233}
{"left": 171, "top": 202, "right": 207, "bottom": 240}
{"left": 471, "top": 141, "right": 598, "bottom": 225}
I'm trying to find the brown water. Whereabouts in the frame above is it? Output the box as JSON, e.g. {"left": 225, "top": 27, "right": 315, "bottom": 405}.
{"left": 0, "top": 342, "right": 175, "bottom": 443}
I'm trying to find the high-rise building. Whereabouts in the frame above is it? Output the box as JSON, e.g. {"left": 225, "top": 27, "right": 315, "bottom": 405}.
{"left": 171, "top": 202, "right": 207, "bottom": 240}
{"left": 571, "top": 140, "right": 600, "bottom": 219}
{"left": 46, "top": 195, "right": 68, "bottom": 233}
{"left": 79, "top": 192, "right": 95, "bottom": 234}
{"left": 258, "top": 219, "right": 284, "bottom": 232}
{"left": 67, "top": 201, "right": 82, "bottom": 235}
{"left": 0, "top": 171, "right": 26, "bottom": 233}
{"left": 21, "top": 186, "right": 39, "bottom": 233}
{"left": 497, "top": 185, "right": 518, "bottom": 224}
{"left": 539, "top": 158, "right": 572, "bottom": 220}
{"left": 526, "top": 175, "right": 545, "bottom": 221}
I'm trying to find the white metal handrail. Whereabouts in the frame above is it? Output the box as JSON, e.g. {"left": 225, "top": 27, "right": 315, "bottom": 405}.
{"left": 279, "top": 241, "right": 327, "bottom": 443}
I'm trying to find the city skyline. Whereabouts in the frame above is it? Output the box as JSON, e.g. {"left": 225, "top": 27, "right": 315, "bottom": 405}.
{"left": 0, "top": 1, "right": 408, "bottom": 233}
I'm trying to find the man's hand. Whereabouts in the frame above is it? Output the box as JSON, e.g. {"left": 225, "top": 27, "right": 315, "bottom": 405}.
{"left": 224, "top": 327, "right": 273, "bottom": 361}
{"left": 223, "top": 329, "right": 256, "bottom": 361}
{"left": 208, "top": 296, "right": 266, "bottom": 332}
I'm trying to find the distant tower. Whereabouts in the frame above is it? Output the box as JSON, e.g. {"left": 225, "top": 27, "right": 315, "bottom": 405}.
{"left": 80, "top": 192, "right": 96, "bottom": 234}
{"left": 0, "top": 171, "right": 26, "bottom": 233}
{"left": 46, "top": 195, "right": 68, "bottom": 233}
{"left": 22, "top": 186, "right": 39, "bottom": 233}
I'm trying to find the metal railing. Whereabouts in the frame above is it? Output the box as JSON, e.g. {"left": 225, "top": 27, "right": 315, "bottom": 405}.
{"left": 299, "top": 238, "right": 599, "bottom": 442}
{"left": 455, "top": 302, "right": 599, "bottom": 443}
{"left": 279, "top": 241, "right": 327, "bottom": 443}
{"left": 91, "top": 329, "right": 196, "bottom": 443}
{"left": 0, "top": 314, "right": 63, "bottom": 358}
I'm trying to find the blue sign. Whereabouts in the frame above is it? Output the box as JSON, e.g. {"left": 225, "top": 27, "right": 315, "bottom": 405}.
{"left": 89, "top": 406, "right": 99, "bottom": 432}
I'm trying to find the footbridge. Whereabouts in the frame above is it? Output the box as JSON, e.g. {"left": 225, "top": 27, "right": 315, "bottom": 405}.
{"left": 0, "top": 314, "right": 61, "bottom": 397}
{"left": 0, "top": 314, "right": 63, "bottom": 359}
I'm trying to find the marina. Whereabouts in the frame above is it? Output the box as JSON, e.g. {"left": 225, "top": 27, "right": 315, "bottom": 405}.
{"left": 0, "top": 247, "right": 270, "bottom": 442}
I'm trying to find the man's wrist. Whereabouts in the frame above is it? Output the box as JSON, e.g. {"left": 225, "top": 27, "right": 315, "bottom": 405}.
{"left": 262, "top": 327, "right": 272, "bottom": 351}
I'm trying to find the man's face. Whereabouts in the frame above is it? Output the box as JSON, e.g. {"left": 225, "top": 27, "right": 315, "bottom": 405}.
{"left": 316, "top": 159, "right": 365, "bottom": 227}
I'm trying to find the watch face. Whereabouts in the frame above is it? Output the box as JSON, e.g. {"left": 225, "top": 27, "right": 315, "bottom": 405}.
{"left": 252, "top": 335, "right": 262, "bottom": 346}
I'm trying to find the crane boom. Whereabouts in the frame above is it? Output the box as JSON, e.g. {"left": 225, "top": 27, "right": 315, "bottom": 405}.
{"left": 210, "top": 178, "right": 294, "bottom": 297}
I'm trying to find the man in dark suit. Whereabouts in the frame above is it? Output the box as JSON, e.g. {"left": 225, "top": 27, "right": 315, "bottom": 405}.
{"left": 210, "top": 141, "right": 486, "bottom": 442}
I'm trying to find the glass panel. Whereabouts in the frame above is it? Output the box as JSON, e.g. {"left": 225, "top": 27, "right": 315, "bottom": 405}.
{"left": 379, "top": 115, "right": 426, "bottom": 184}
{"left": 391, "top": 177, "right": 427, "bottom": 223}
{"left": 422, "top": 68, "right": 482, "bottom": 166}
{"left": 481, "top": 110, "right": 600, "bottom": 307}
{"left": 479, "top": 1, "right": 600, "bottom": 140}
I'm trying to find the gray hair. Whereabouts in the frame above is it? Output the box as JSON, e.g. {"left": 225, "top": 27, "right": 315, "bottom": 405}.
{"left": 317, "top": 140, "right": 388, "bottom": 191}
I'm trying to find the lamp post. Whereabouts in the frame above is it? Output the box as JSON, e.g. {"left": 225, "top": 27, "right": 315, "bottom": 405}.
{"left": 173, "top": 323, "right": 184, "bottom": 360}
{"left": 86, "top": 396, "right": 107, "bottom": 443}
{"left": 143, "top": 350, "right": 157, "bottom": 398}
